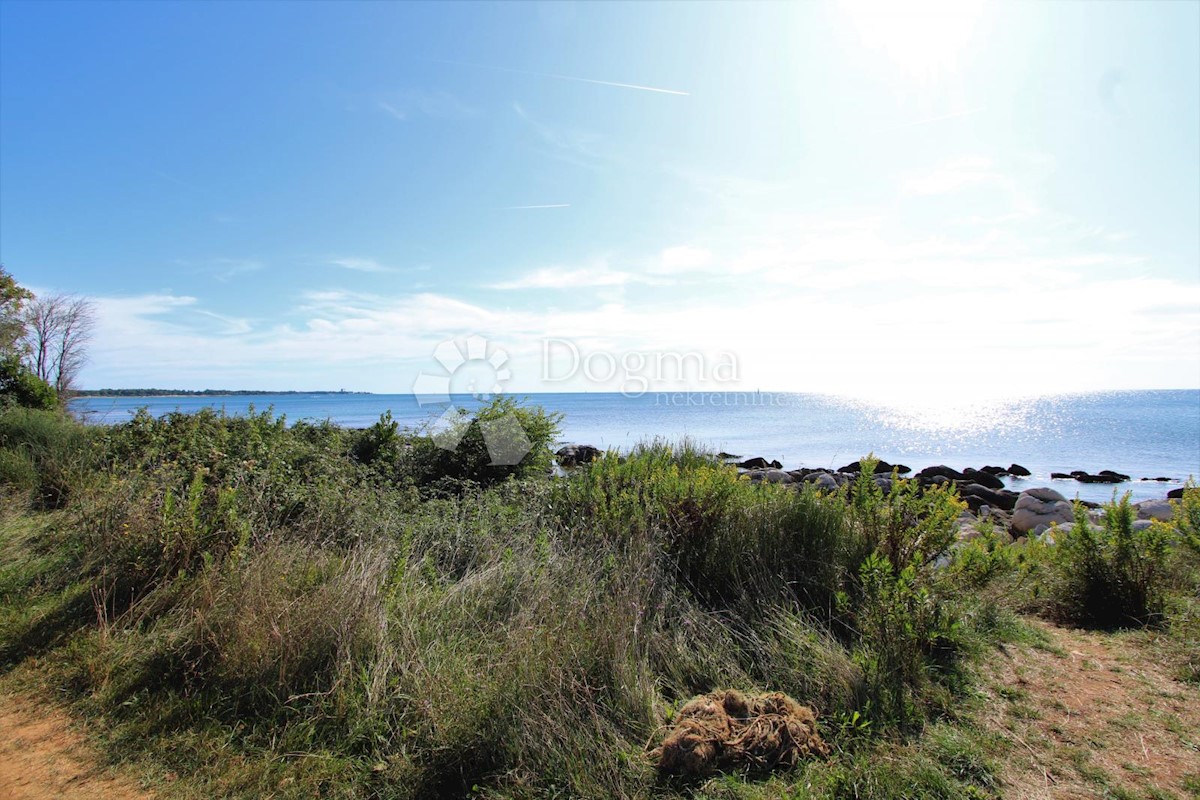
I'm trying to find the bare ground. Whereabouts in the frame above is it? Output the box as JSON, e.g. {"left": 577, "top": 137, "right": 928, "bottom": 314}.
{"left": 0, "top": 691, "right": 154, "bottom": 800}
{"left": 981, "top": 619, "right": 1200, "bottom": 799}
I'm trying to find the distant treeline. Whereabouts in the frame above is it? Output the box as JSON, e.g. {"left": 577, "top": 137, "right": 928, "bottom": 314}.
{"left": 75, "top": 389, "right": 370, "bottom": 397}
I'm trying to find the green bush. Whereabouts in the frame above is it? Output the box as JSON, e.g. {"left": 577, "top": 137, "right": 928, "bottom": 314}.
{"left": 0, "top": 405, "right": 92, "bottom": 507}
{"left": 1048, "top": 494, "right": 1171, "bottom": 628}
{"left": 402, "top": 396, "right": 562, "bottom": 494}
{"left": 0, "top": 355, "right": 58, "bottom": 411}
{"left": 1174, "top": 481, "right": 1200, "bottom": 558}
{"left": 0, "top": 447, "right": 37, "bottom": 493}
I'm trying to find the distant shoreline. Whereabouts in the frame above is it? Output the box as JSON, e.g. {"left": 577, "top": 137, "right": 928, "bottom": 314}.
{"left": 73, "top": 389, "right": 372, "bottom": 398}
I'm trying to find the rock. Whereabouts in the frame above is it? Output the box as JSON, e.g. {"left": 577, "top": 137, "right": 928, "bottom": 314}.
{"left": 962, "top": 468, "right": 1005, "bottom": 490}
{"left": 958, "top": 525, "right": 984, "bottom": 543}
{"left": 1132, "top": 519, "right": 1154, "bottom": 532}
{"left": 1024, "top": 487, "right": 1068, "bottom": 503}
{"left": 980, "top": 465, "right": 1010, "bottom": 476}
{"left": 1032, "top": 523, "right": 1050, "bottom": 538}
{"left": 717, "top": 452, "right": 741, "bottom": 461}
{"left": 810, "top": 473, "right": 839, "bottom": 492}
{"left": 763, "top": 469, "right": 793, "bottom": 484}
{"left": 737, "top": 457, "right": 781, "bottom": 470}
{"left": 746, "top": 469, "right": 792, "bottom": 484}
{"left": 961, "top": 494, "right": 987, "bottom": 513}
{"left": 556, "top": 444, "right": 602, "bottom": 467}
{"left": 1010, "top": 487, "right": 1074, "bottom": 535}
{"left": 1008, "top": 463, "right": 1031, "bottom": 477}
{"left": 1141, "top": 476, "right": 1171, "bottom": 482}
{"left": 1048, "top": 468, "right": 1132, "bottom": 484}
{"left": 917, "top": 465, "right": 966, "bottom": 482}
{"left": 958, "top": 483, "right": 1016, "bottom": 511}
{"left": 1074, "top": 470, "right": 1128, "bottom": 484}
{"left": 1135, "top": 499, "right": 1174, "bottom": 522}
{"left": 836, "top": 458, "right": 909, "bottom": 475}
{"left": 1168, "top": 487, "right": 1188, "bottom": 499}
{"left": 874, "top": 476, "right": 893, "bottom": 494}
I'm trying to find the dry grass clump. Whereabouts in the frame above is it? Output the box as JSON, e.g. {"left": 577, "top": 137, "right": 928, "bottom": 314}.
{"left": 650, "top": 689, "right": 829, "bottom": 777}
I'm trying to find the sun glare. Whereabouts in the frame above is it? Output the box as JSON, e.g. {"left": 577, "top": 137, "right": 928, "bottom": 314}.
{"left": 839, "top": 0, "right": 986, "bottom": 80}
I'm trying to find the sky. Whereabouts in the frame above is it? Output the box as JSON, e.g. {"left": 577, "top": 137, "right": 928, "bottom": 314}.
{"left": 1, "top": 0, "right": 1198, "bottom": 401}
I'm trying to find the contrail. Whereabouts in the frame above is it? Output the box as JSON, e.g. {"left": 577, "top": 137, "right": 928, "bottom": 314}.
{"left": 505, "top": 204, "right": 571, "bottom": 210}
{"left": 884, "top": 107, "right": 986, "bottom": 131}
{"left": 430, "top": 58, "right": 689, "bottom": 96}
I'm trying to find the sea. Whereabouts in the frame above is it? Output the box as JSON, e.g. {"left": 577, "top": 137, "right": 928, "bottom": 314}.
{"left": 70, "top": 389, "right": 1199, "bottom": 503}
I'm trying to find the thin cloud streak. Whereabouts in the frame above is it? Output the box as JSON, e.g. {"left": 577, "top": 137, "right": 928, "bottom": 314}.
{"left": 430, "top": 58, "right": 689, "bottom": 96}
{"left": 330, "top": 257, "right": 397, "bottom": 274}
{"left": 882, "top": 107, "right": 986, "bottom": 131}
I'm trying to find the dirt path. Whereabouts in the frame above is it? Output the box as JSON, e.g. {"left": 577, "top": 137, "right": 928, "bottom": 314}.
{"left": 0, "top": 692, "right": 154, "bottom": 800}
{"left": 982, "top": 619, "right": 1200, "bottom": 799}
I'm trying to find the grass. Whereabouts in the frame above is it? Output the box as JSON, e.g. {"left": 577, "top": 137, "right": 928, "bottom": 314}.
{"left": 0, "top": 402, "right": 1197, "bottom": 798}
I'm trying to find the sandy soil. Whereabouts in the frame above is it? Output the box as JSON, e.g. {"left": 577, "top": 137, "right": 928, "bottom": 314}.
{"left": 0, "top": 692, "right": 153, "bottom": 800}
{"left": 982, "top": 619, "right": 1200, "bottom": 799}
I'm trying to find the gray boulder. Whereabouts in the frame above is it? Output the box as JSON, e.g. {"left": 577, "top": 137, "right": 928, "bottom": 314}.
{"left": 1011, "top": 487, "right": 1074, "bottom": 535}
{"left": 810, "top": 473, "right": 839, "bottom": 492}
{"left": 1135, "top": 499, "right": 1174, "bottom": 522}
{"left": 763, "top": 469, "right": 794, "bottom": 485}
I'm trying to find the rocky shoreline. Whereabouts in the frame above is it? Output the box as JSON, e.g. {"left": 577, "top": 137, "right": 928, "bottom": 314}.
{"left": 553, "top": 444, "right": 1192, "bottom": 542}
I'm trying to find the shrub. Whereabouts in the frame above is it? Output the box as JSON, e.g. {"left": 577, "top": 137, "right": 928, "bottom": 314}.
{"left": 0, "top": 355, "right": 58, "bottom": 411}
{"left": 350, "top": 410, "right": 401, "bottom": 470}
{"left": 1048, "top": 493, "right": 1171, "bottom": 627}
{"left": 402, "top": 396, "right": 562, "bottom": 494}
{"left": 1174, "top": 480, "right": 1200, "bottom": 558}
{"left": 0, "top": 405, "right": 92, "bottom": 507}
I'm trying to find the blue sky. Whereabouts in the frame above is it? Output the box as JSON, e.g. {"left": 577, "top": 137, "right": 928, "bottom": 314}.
{"left": 2, "top": 0, "right": 1197, "bottom": 400}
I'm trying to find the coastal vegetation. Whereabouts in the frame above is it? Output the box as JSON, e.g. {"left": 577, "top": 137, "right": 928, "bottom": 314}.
{"left": 0, "top": 267, "right": 96, "bottom": 410}
{"left": 0, "top": 396, "right": 1197, "bottom": 799}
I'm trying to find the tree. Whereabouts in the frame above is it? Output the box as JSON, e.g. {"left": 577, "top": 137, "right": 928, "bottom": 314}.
{"left": 23, "top": 293, "right": 96, "bottom": 397}
{"left": 0, "top": 266, "right": 33, "bottom": 356}
{"left": 0, "top": 267, "right": 58, "bottom": 409}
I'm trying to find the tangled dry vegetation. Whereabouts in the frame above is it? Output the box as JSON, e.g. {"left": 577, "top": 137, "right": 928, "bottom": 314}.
{"left": 651, "top": 689, "right": 830, "bottom": 777}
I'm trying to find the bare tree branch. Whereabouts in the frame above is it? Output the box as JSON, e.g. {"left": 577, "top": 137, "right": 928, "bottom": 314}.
{"left": 22, "top": 294, "right": 95, "bottom": 396}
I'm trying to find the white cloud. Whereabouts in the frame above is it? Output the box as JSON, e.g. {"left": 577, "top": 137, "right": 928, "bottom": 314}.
{"left": 652, "top": 245, "right": 714, "bottom": 274}
{"left": 76, "top": 159, "right": 1200, "bottom": 399}
{"left": 490, "top": 260, "right": 647, "bottom": 290}
{"left": 330, "top": 257, "right": 397, "bottom": 274}
{"left": 901, "top": 155, "right": 999, "bottom": 195}
{"left": 375, "top": 90, "right": 477, "bottom": 122}
{"left": 206, "top": 258, "right": 263, "bottom": 281}
{"left": 513, "top": 103, "right": 608, "bottom": 169}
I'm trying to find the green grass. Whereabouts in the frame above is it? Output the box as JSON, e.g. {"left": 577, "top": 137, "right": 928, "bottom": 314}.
{"left": 0, "top": 403, "right": 1197, "bottom": 799}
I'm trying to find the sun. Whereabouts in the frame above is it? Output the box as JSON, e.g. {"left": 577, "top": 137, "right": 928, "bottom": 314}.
{"left": 838, "top": 0, "right": 986, "bottom": 81}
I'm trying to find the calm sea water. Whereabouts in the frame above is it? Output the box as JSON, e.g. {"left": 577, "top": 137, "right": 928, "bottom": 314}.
{"left": 71, "top": 390, "right": 1199, "bottom": 503}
